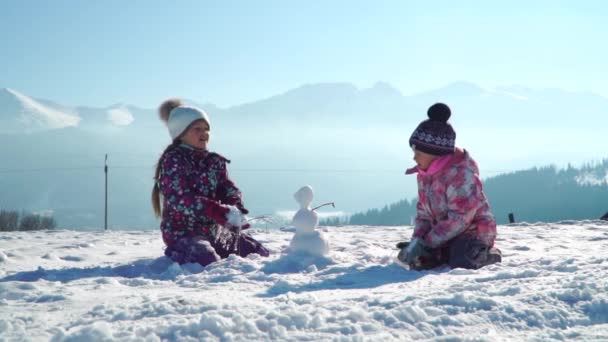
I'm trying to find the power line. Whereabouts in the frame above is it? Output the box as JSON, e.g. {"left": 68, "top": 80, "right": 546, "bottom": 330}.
{"left": 232, "top": 168, "right": 397, "bottom": 173}
{"left": 0, "top": 166, "right": 401, "bottom": 174}
{"left": 0, "top": 165, "right": 519, "bottom": 175}
{"left": 0, "top": 166, "right": 100, "bottom": 173}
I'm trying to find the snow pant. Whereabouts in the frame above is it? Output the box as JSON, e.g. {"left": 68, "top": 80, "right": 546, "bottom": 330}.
{"left": 164, "top": 229, "right": 270, "bottom": 266}
{"left": 446, "top": 236, "right": 502, "bottom": 270}
{"left": 399, "top": 235, "right": 502, "bottom": 270}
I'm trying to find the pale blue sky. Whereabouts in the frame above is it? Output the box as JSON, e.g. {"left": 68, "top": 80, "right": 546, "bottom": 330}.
{"left": 1, "top": 0, "right": 606, "bottom": 107}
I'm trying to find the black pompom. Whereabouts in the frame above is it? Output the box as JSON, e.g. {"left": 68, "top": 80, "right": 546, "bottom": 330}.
{"left": 427, "top": 103, "right": 451, "bottom": 122}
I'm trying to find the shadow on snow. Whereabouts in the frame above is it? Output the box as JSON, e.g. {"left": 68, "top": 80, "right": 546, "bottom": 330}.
{"left": 259, "top": 262, "right": 435, "bottom": 297}
{"left": 0, "top": 257, "right": 183, "bottom": 283}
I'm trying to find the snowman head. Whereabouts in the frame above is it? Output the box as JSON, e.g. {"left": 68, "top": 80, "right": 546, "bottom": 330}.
{"left": 294, "top": 185, "right": 314, "bottom": 209}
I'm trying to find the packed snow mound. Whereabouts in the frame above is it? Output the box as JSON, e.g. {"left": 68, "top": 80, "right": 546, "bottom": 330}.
{"left": 1, "top": 222, "right": 608, "bottom": 341}
{"left": 287, "top": 230, "right": 329, "bottom": 256}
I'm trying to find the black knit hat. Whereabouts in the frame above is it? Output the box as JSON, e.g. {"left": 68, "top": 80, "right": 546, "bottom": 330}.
{"left": 409, "top": 103, "right": 456, "bottom": 156}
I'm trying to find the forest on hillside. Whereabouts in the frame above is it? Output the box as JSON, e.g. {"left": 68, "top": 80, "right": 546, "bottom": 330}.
{"left": 323, "top": 160, "right": 608, "bottom": 226}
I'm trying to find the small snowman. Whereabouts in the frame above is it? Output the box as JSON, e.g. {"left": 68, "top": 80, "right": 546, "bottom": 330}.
{"left": 288, "top": 185, "right": 330, "bottom": 256}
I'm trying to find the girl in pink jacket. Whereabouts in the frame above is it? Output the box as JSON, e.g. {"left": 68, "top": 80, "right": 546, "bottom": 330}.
{"left": 398, "top": 103, "right": 501, "bottom": 270}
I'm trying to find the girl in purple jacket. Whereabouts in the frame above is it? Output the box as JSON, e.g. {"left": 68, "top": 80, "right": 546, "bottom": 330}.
{"left": 152, "top": 99, "right": 269, "bottom": 266}
{"left": 398, "top": 103, "right": 501, "bottom": 270}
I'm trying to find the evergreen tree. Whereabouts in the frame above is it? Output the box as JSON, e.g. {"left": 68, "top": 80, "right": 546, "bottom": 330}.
{"left": 339, "top": 159, "right": 608, "bottom": 226}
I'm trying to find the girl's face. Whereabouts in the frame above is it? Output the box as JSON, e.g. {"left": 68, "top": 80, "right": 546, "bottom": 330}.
{"left": 181, "top": 120, "right": 210, "bottom": 150}
{"left": 412, "top": 148, "right": 437, "bottom": 171}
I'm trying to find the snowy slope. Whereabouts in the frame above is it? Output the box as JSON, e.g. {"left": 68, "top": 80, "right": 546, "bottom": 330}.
{"left": 0, "top": 88, "right": 146, "bottom": 133}
{"left": 0, "top": 88, "right": 80, "bottom": 133}
{"left": 576, "top": 170, "right": 608, "bottom": 186}
{"left": 1, "top": 222, "right": 608, "bottom": 341}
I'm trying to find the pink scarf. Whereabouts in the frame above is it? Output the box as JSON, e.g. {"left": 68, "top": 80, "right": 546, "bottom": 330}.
{"left": 406, "top": 154, "right": 453, "bottom": 176}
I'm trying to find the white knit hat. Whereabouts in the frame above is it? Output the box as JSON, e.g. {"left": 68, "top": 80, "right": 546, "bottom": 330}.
{"left": 167, "top": 106, "right": 210, "bottom": 140}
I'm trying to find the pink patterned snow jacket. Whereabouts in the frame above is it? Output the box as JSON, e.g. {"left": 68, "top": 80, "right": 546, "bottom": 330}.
{"left": 406, "top": 148, "right": 497, "bottom": 249}
{"left": 158, "top": 144, "right": 246, "bottom": 247}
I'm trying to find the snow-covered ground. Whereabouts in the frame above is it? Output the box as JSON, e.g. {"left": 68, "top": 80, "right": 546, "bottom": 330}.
{"left": 1, "top": 222, "right": 608, "bottom": 341}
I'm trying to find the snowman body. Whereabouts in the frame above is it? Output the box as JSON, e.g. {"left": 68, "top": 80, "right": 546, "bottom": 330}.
{"left": 288, "top": 186, "right": 329, "bottom": 256}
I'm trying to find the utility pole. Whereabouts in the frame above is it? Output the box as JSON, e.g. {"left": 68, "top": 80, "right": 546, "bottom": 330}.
{"left": 104, "top": 154, "right": 108, "bottom": 231}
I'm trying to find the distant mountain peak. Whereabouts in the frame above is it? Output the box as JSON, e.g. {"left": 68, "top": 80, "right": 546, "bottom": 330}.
{"left": 0, "top": 87, "right": 23, "bottom": 100}
{"left": 275, "top": 82, "right": 405, "bottom": 104}
{"left": 411, "top": 81, "right": 486, "bottom": 99}
{"left": 264, "top": 82, "right": 359, "bottom": 106}
{"left": 0, "top": 87, "right": 80, "bottom": 133}
{"left": 437, "top": 81, "right": 486, "bottom": 96}
{"left": 496, "top": 84, "right": 532, "bottom": 93}
{"left": 285, "top": 82, "right": 358, "bottom": 96}
{"left": 107, "top": 102, "right": 128, "bottom": 109}
{"left": 364, "top": 82, "right": 403, "bottom": 97}
{"left": 493, "top": 85, "right": 531, "bottom": 100}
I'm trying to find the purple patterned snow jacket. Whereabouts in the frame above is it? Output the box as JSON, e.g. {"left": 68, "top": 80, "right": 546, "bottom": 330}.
{"left": 406, "top": 148, "right": 497, "bottom": 249}
{"left": 158, "top": 144, "right": 246, "bottom": 247}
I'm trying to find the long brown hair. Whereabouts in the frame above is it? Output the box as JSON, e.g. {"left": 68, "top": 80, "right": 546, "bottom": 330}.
{"left": 152, "top": 98, "right": 184, "bottom": 218}
{"left": 151, "top": 140, "right": 181, "bottom": 217}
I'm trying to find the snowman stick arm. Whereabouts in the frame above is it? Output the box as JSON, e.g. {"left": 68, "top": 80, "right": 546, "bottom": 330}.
{"left": 247, "top": 215, "right": 275, "bottom": 224}
{"left": 311, "top": 202, "right": 335, "bottom": 211}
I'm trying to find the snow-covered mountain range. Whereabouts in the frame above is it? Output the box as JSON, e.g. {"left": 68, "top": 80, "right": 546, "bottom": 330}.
{"left": 0, "top": 88, "right": 80, "bottom": 133}
{"left": 3, "top": 81, "right": 607, "bottom": 133}
{"left": 0, "top": 82, "right": 607, "bottom": 228}
{"left": 0, "top": 87, "right": 162, "bottom": 133}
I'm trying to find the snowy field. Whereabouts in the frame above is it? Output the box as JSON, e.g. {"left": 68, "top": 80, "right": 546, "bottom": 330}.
{"left": 1, "top": 221, "right": 608, "bottom": 341}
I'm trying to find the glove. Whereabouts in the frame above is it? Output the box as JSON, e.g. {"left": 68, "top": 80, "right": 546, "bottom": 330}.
{"left": 223, "top": 198, "right": 249, "bottom": 215}
{"left": 403, "top": 238, "right": 433, "bottom": 264}
{"left": 395, "top": 241, "right": 410, "bottom": 249}
{"left": 236, "top": 203, "right": 249, "bottom": 215}
{"left": 225, "top": 205, "right": 250, "bottom": 231}
{"left": 397, "top": 238, "right": 433, "bottom": 265}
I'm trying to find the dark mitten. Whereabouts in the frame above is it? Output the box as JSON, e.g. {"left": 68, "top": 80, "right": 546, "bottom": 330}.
{"left": 224, "top": 198, "right": 249, "bottom": 215}
{"left": 237, "top": 204, "right": 249, "bottom": 215}
{"left": 404, "top": 238, "right": 433, "bottom": 264}
{"left": 396, "top": 241, "right": 410, "bottom": 249}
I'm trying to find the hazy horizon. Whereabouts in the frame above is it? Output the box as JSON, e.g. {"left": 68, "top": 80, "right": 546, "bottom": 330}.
{"left": 2, "top": 80, "right": 606, "bottom": 175}
{"left": 1, "top": 80, "right": 607, "bottom": 229}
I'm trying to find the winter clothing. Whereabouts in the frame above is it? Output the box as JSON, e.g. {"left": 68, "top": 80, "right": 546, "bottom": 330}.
{"left": 164, "top": 236, "right": 221, "bottom": 266}
{"left": 158, "top": 143, "right": 268, "bottom": 264}
{"left": 164, "top": 232, "right": 270, "bottom": 266}
{"left": 401, "top": 238, "right": 433, "bottom": 264}
{"left": 446, "top": 236, "right": 502, "bottom": 269}
{"left": 409, "top": 103, "right": 456, "bottom": 156}
{"left": 167, "top": 105, "right": 211, "bottom": 140}
{"left": 416, "top": 154, "right": 452, "bottom": 176}
{"left": 396, "top": 241, "right": 409, "bottom": 250}
{"left": 397, "top": 241, "right": 437, "bottom": 270}
{"left": 398, "top": 236, "right": 502, "bottom": 271}
{"left": 404, "top": 148, "right": 500, "bottom": 269}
